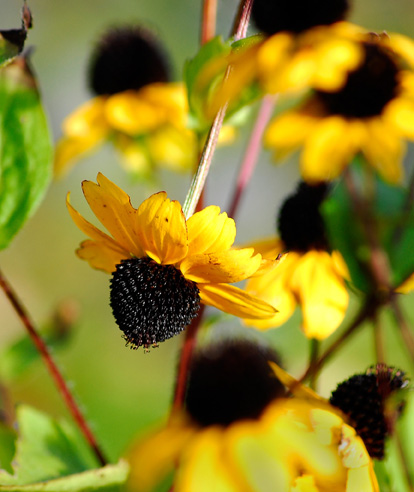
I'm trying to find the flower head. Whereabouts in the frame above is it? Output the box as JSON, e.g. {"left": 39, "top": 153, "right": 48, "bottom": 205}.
{"left": 245, "top": 182, "right": 349, "bottom": 339}
{"left": 127, "top": 340, "right": 378, "bottom": 492}
{"left": 265, "top": 33, "right": 414, "bottom": 183}
{"left": 55, "top": 25, "right": 197, "bottom": 178}
{"left": 67, "top": 174, "right": 276, "bottom": 348}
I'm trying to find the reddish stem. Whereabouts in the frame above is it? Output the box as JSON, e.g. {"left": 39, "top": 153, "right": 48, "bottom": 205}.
{"left": 172, "top": 305, "right": 205, "bottom": 412}
{"left": 228, "top": 95, "right": 276, "bottom": 219}
{"left": 232, "top": 0, "right": 254, "bottom": 41}
{"left": 201, "top": 0, "right": 217, "bottom": 45}
{"left": 0, "top": 268, "right": 107, "bottom": 467}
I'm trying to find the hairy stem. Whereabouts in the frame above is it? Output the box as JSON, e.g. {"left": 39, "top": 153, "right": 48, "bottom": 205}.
{"left": 0, "top": 268, "right": 107, "bottom": 466}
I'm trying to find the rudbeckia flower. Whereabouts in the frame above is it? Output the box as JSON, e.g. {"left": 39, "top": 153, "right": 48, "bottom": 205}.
{"left": 126, "top": 341, "right": 379, "bottom": 492}
{"left": 67, "top": 173, "right": 276, "bottom": 348}
{"left": 202, "top": 0, "right": 363, "bottom": 116}
{"left": 55, "top": 26, "right": 197, "bottom": 178}
{"left": 265, "top": 34, "right": 414, "bottom": 183}
{"left": 245, "top": 182, "right": 349, "bottom": 340}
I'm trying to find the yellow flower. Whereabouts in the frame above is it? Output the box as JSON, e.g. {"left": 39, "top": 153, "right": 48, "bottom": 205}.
{"left": 265, "top": 33, "right": 414, "bottom": 184}
{"left": 55, "top": 82, "right": 198, "bottom": 177}
{"left": 204, "top": 22, "right": 364, "bottom": 117}
{"left": 126, "top": 342, "right": 378, "bottom": 492}
{"left": 244, "top": 238, "right": 349, "bottom": 339}
{"left": 67, "top": 173, "right": 276, "bottom": 347}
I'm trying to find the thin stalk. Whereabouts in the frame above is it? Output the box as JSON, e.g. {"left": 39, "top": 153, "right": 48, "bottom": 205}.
{"left": 0, "top": 268, "right": 107, "bottom": 467}
{"left": 201, "top": 0, "right": 217, "bottom": 45}
{"left": 172, "top": 305, "right": 205, "bottom": 412}
{"left": 182, "top": 0, "right": 254, "bottom": 219}
{"left": 299, "top": 303, "right": 374, "bottom": 383}
{"left": 308, "top": 339, "right": 320, "bottom": 390}
{"left": 395, "top": 427, "right": 414, "bottom": 492}
{"left": 228, "top": 95, "right": 276, "bottom": 219}
{"left": 373, "top": 311, "right": 385, "bottom": 363}
{"left": 390, "top": 297, "right": 414, "bottom": 364}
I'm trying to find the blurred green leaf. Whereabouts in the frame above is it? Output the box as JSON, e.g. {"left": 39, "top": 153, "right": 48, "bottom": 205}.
{"left": 0, "top": 405, "right": 100, "bottom": 486}
{"left": 0, "top": 461, "right": 129, "bottom": 491}
{"left": 0, "top": 424, "right": 16, "bottom": 475}
{"left": 0, "top": 5, "right": 32, "bottom": 68}
{"left": 0, "top": 55, "right": 53, "bottom": 250}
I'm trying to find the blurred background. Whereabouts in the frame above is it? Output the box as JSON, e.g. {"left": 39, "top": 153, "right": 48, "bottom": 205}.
{"left": 0, "top": 0, "right": 414, "bottom": 462}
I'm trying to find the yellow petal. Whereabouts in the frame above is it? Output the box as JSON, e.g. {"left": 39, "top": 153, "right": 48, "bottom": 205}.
{"left": 265, "top": 111, "right": 316, "bottom": 156}
{"left": 54, "top": 135, "right": 105, "bottom": 178}
{"left": 346, "top": 466, "right": 379, "bottom": 492}
{"left": 181, "top": 248, "right": 262, "bottom": 284}
{"left": 186, "top": 206, "right": 236, "bottom": 257}
{"left": 291, "top": 475, "right": 319, "bottom": 492}
{"left": 395, "top": 272, "right": 414, "bottom": 293}
{"left": 301, "top": 117, "right": 358, "bottom": 182}
{"left": 105, "top": 91, "right": 166, "bottom": 135}
{"left": 76, "top": 239, "right": 126, "bottom": 273}
{"left": 136, "top": 192, "right": 188, "bottom": 264}
{"left": 363, "top": 118, "right": 404, "bottom": 184}
{"left": 62, "top": 97, "right": 108, "bottom": 137}
{"left": 385, "top": 95, "right": 414, "bottom": 139}
{"left": 246, "top": 236, "right": 284, "bottom": 260}
{"left": 114, "top": 134, "right": 152, "bottom": 175}
{"left": 243, "top": 253, "right": 297, "bottom": 330}
{"left": 66, "top": 192, "right": 128, "bottom": 255}
{"left": 176, "top": 428, "right": 241, "bottom": 492}
{"left": 290, "top": 251, "right": 348, "bottom": 339}
{"left": 81, "top": 174, "right": 143, "bottom": 256}
{"left": 127, "top": 416, "right": 197, "bottom": 492}
{"left": 198, "top": 283, "right": 277, "bottom": 320}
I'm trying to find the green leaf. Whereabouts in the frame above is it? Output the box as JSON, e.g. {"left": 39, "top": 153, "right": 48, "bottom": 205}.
{"left": 0, "top": 54, "right": 53, "bottom": 250}
{"left": 0, "top": 405, "right": 100, "bottom": 486}
{"left": 0, "top": 6, "right": 32, "bottom": 68}
{"left": 0, "top": 461, "right": 129, "bottom": 491}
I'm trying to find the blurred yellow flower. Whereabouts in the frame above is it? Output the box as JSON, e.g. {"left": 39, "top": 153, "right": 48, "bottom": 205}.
{"left": 204, "top": 22, "right": 364, "bottom": 117}
{"left": 67, "top": 174, "right": 276, "bottom": 347}
{"left": 265, "top": 34, "right": 414, "bottom": 183}
{"left": 55, "top": 82, "right": 198, "bottom": 178}
{"left": 127, "top": 346, "right": 378, "bottom": 492}
{"left": 244, "top": 238, "right": 349, "bottom": 339}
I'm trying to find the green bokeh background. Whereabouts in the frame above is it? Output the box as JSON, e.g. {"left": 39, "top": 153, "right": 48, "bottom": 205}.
{"left": 0, "top": 0, "right": 414, "bottom": 464}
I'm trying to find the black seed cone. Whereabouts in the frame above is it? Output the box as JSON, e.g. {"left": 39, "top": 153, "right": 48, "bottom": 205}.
{"left": 329, "top": 365, "right": 408, "bottom": 459}
{"left": 315, "top": 43, "right": 399, "bottom": 118}
{"left": 278, "top": 181, "right": 330, "bottom": 252}
{"left": 110, "top": 257, "right": 200, "bottom": 348}
{"left": 89, "top": 25, "right": 170, "bottom": 95}
{"left": 251, "top": 0, "right": 350, "bottom": 35}
{"left": 185, "top": 340, "right": 286, "bottom": 427}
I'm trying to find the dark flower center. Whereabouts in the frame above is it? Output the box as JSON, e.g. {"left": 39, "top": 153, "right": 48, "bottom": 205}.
{"left": 278, "top": 181, "right": 329, "bottom": 252}
{"left": 251, "top": 0, "right": 349, "bottom": 35}
{"left": 315, "top": 43, "right": 400, "bottom": 118}
{"left": 89, "top": 26, "right": 170, "bottom": 96}
{"left": 185, "top": 341, "right": 286, "bottom": 427}
{"left": 329, "top": 364, "right": 408, "bottom": 459}
{"left": 110, "top": 257, "right": 200, "bottom": 349}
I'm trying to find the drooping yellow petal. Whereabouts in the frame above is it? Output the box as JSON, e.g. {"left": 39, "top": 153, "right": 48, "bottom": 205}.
{"left": 176, "top": 428, "right": 242, "bottom": 492}
{"left": 76, "top": 239, "right": 126, "bottom": 273}
{"left": 127, "top": 416, "right": 197, "bottom": 492}
{"left": 291, "top": 475, "right": 319, "bottom": 492}
{"left": 290, "top": 251, "right": 348, "bottom": 339}
{"left": 363, "top": 119, "right": 404, "bottom": 184}
{"left": 135, "top": 192, "right": 188, "bottom": 264}
{"left": 114, "top": 134, "right": 152, "bottom": 175}
{"left": 198, "top": 283, "right": 277, "bottom": 320}
{"left": 385, "top": 95, "right": 414, "bottom": 139}
{"left": 243, "top": 253, "right": 297, "bottom": 330}
{"left": 54, "top": 135, "right": 105, "bottom": 178}
{"left": 66, "top": 192, "right": 128, "bottom": 255}
{"left": 301, "top": 117, "right": 359, "bottom": 183}
{"left": 186, "top": 206, "right": 236, "bottom": 257}
{"left": 81, "top": 174, "right": 143, "bottom": 257}
{"left": 245, "top": 236, "right": 284, "bottom": 260}
{"left": 181, "top": 248, "right": 261, "bottom": 284}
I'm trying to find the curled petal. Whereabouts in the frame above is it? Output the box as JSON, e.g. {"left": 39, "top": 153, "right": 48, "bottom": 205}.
{"left": 198, "top": 283, "right": 277, "bottom": 320}
{"left": 136, "top": 192, "right": 188, "bottom": 264}
{"left": 81, "top": 174, "right": 143, "bottom": 256}
{"left": 186, "top": 206, "right": 236, "bottom": 257}
{"left": 76, "top": 240, "right": 126, "bottom": 273}
{"left": 180, "top": 249, "right": 262, "bottom": 284}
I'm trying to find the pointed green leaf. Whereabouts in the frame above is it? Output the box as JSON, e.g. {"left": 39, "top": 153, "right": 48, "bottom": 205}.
{"left": 0, "top": 55, "right": 53, "bottom": 250}
{"left": 0, "top": 405, "right": 99, "bottom": 486}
